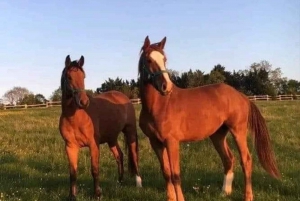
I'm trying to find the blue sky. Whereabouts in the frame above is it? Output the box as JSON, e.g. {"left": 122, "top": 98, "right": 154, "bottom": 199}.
{"left": 1, "top": 0, "right": 299, "bottom": 99}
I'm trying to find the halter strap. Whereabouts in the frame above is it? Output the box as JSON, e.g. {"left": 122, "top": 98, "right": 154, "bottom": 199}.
{"left": 142, "top": 56, "right": 169, "bottom": 84}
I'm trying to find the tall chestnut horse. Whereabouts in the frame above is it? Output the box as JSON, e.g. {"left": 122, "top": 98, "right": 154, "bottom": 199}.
{"left": 138, "top": 36, "right": 280, "bottom": 201}
{"left": 59, "top": 55, "right": 142, "bottom": 200}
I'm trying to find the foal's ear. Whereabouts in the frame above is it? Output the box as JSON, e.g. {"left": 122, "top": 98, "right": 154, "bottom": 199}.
{"left": 78, "top": 56, "right": 84, "bottom": 67}
{"left": 158, "top": 37, "right": 167, "bottom": 49}
{"left": 65, "top": 55, "right": 71, "bottom": 67}
{"left": 143, "top": 36, "right": 151, "bottom": 50}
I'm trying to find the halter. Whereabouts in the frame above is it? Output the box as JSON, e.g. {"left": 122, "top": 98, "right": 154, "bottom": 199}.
{"left": 141, "top": 54, "right": 169, "bottom": 84}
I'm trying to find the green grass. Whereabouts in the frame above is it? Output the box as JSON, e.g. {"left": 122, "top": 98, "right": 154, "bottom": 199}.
{"left": 0, "top": 101, "right": 299, "bottom": 201}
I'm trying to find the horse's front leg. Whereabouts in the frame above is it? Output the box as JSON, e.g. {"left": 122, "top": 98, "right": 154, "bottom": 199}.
{"left": 165, "top": 138, "right": 185, "bottom": 201}
{"left": 149, "top": 138, "right": 177, "bottom": 201}
{"left": 90, "top": 142, "right": 101, "bottom": 199}
{"left": 66, "top": 145, "right": 79, "bottom": 201}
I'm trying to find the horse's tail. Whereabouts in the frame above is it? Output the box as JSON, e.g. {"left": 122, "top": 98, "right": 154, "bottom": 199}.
{"left": 123, "top": 103, "right": 140, "bottom": 177}
{"left": 248, "top": 101, "right": 281, "bottom": 178}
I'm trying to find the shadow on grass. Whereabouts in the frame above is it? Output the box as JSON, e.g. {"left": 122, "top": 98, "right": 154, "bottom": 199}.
{"left": 0, "top": 145, "right": 298, "bottom": 201}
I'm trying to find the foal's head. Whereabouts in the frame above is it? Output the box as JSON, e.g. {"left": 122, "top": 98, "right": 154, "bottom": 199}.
{"left": 61, "top": 55, "right": 90, "bottom": 108}
{"left": 138, "top": 36, "right": 173, "bottom": 95}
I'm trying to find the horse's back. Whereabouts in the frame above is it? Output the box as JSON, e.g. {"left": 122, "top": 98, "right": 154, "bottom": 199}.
{"left": 93, "top": 90, "right": 131, "bottom": 104}
{"left": 173, "top": 83, "right": 247, "bottom": 109}
{"left": 87, "top": 91, "right": 135, "bottom": 144}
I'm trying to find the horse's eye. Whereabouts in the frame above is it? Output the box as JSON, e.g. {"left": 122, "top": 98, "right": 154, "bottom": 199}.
{"left": 67, "top": 76, "right": 72, "bottom": 80}
{"left": 147, "top": 59, "right": 152, "bottom": 63}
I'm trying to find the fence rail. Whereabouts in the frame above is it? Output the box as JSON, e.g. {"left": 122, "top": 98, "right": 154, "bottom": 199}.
{"left": 248, "top": 94, "right": 300, "bottom": 101}
{"left": 1, "top": 94, "right": 299, "bottom": 110}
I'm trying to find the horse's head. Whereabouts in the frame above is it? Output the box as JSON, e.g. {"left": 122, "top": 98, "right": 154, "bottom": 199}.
{"left": 61, "top": 55, "right": 90, "bottom": 109}
{"left": 138, "top": 36, "right": 173, "bottom": 95}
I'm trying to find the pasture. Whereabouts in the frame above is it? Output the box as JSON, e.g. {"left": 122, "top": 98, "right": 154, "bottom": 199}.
{"left": 0, "top": 101, "right": 299, "bottom": 201}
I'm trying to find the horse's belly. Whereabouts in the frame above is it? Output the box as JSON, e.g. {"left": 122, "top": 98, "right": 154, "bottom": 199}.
{"left": 178, "top": 118, "right": 223, "bottom": 142}
{"left": 97, "top": 119, "right": 125, "bottom": 144}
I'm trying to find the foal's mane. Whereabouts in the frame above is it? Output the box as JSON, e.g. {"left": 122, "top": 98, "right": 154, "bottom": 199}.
{"left": 138, "top": 43, "right": 167, "bottom": 75}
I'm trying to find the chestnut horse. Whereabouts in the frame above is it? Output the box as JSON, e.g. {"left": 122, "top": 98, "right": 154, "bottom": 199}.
{"left": 59, "top": 55, "right": 142, "bottom": 200}
{"left": 138, "top": 36, "right": 280, "bottom": 201}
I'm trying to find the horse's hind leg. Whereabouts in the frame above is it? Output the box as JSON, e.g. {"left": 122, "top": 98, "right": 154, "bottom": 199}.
{"left": 65, "top": 145, "right": 79, "bottom": 200}
{"left": 122, "top": 124, "right": 142, "bottom": 187}
{"left": 210, "top": 125, "right": 235, "bottom": 196}
{"left": 230, "top": 123, "right": 253, "bottom": 201}
{"left": 89, "top": 142, "right": 101, "bottom": 199}
{"left": 109, "top": 142, "right": 124, "bottom": 184}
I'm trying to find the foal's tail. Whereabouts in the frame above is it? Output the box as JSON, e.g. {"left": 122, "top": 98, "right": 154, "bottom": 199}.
{"left": 248, "top": 101, "right": 281, "bottom": 178}
{"left": 123, "top": 103, "right": 140, "bottom": 177}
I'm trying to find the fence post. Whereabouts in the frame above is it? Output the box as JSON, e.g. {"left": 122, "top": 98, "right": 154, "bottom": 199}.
{"left": 25, "top": 104, "right": 27, "bottom": 109}
{"left": 4, "top": 105, "right": 6, "bottom": 110}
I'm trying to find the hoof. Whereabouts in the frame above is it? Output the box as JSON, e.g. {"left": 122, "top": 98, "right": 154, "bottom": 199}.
{"left": 244, "top": 194, "right": 253, "bottom": 201}
{"left": 68, "top": 195, "right": 76, "bottom": 201}
{"left": 135, "top": 175, "right": 142, "bottom": 188}
{"left": 220, "top": 189, "right": 232, "bottom": 197}
{"left": 94, "top": 187, "right": 102, "bottom": 200}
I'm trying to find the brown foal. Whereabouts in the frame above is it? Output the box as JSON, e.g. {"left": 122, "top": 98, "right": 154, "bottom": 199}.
{"left": 59, "top": 55, "right": 142, "bottom": 200}
{"left": 138, "top": 36, "right": 280, "bottom": 201}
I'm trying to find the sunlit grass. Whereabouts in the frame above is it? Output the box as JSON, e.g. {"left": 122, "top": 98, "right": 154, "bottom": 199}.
{"left": 0, "top": 101, "right": 299, "bottom": 200}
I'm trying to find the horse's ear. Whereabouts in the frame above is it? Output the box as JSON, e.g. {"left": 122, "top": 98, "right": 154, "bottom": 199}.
{"left": 65, "top": 55, "right": 71, "bottom": 67}
{"left": 159, "top": 37, "right": 167, "bottom": 49}
{"left": 78, "top": 56, "right": 84, "bottom": 67}
{"left": 143, "top": 36, "right": 150, "bottom": 50}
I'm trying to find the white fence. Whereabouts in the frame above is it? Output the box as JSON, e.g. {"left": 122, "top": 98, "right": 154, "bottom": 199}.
{"left": 1, "top": 95, "right": 299, "bottom": 110}
{"left": 248, "top": 94, "right": 300, "bottom": 101}
{"left": 1, "top": 99, "right": 141, "bottom": 110}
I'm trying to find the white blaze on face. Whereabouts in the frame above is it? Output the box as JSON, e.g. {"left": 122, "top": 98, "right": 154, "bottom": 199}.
{"left": 222, "top": 172, "right": 234, "bottom": 195}
{"left": 149, "top": 51, "right": 172, "bottom": 84}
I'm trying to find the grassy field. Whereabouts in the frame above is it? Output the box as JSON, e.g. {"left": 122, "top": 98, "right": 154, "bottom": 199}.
{"left": 0, "top": 101, "right": 299, "bottom": 201}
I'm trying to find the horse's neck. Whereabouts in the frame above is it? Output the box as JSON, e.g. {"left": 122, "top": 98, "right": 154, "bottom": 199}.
{"left": 140, "top": 84, "right": 170, "bottom": 115}
{"left": 61, "top": 96, "right": 77, "bottom": 116}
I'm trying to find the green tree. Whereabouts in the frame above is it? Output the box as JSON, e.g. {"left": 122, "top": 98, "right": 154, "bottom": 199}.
{"left": 50, "top": 87, "right": 62, "bottom": 101}
{"left": 19, "top": 93, "right": 36, "bottom": 105}
{"left": 35, "top": 94, "right": 47, "bottom": 104}
{"left": 208, "top": 70, "right": 225, "bottom": 84}
{"left": 85, "top": 89, "right": 96, "bottom": 97}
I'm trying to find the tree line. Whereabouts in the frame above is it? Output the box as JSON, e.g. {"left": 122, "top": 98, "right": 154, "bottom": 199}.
{"left": 95, "top": 60, "right": 300, "bottom": 99}
{"left": 1, "top": 60, "right": 299, "bottom": 106}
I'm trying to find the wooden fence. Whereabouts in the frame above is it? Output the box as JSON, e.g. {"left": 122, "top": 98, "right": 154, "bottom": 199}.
{"left": 1, "top": 94, "right": 299, "bottom": 110}
{"left": 248, "top": 94, "right": 300, "bottom": 101}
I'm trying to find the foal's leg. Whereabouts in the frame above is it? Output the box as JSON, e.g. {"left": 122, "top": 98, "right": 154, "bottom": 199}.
{"left": 210, "top": 126, "right": 235, "bottom": 196}
{"left": 66, "top": 145, "right": 79, "bottom": 200}
{"left": 109, "top": 142, "right": 124, "bottom": 183}
{"left": 149, "top": 138, "right": 177, "bottom": 201}
{"left": 230, "top": 124, "right": 253, "bottom": 201}
{"left": 89, "top": 142, "right": 101, "bottom": 199}
{"left": 165, "top": 138, "right": 185, "bottom": 201}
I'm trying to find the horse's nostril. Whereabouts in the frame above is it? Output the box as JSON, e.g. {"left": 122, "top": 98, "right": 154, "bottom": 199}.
{"left": 161, "top": 83, "right": 167, "bottom": 92}
{"left": 80, "top": 99, "right": 90, "bottom": 107}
